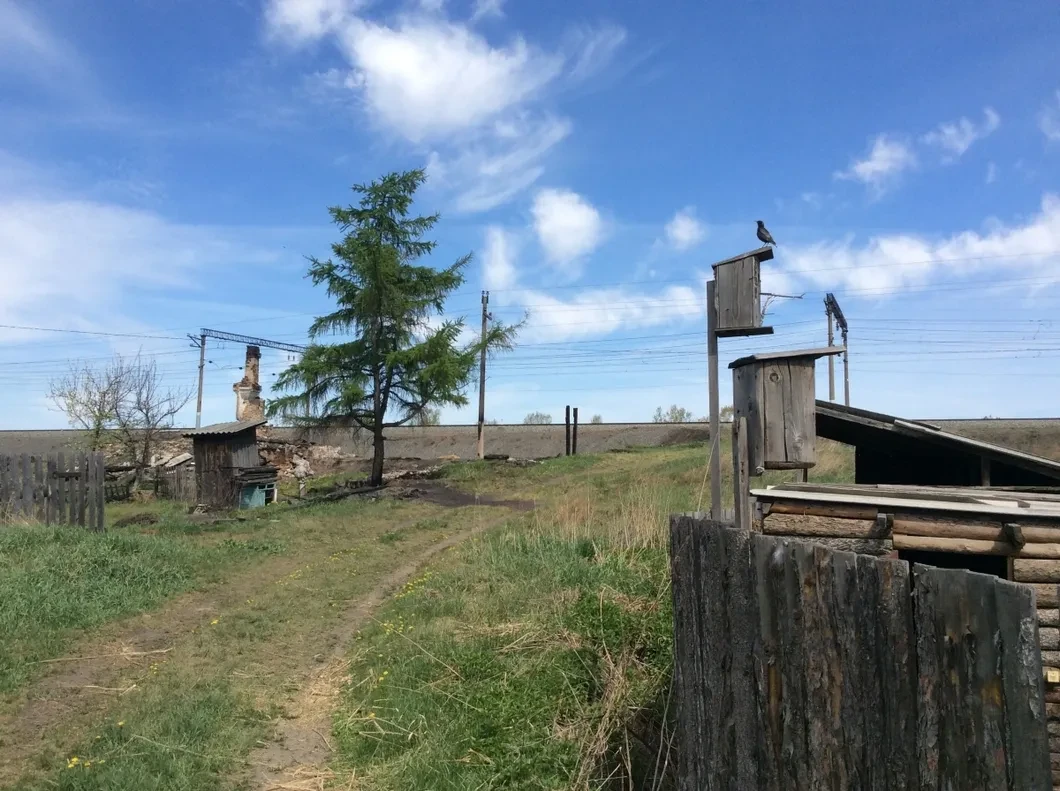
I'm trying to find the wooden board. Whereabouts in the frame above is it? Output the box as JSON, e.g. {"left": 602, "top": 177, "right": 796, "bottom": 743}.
{"left": 715, "top": 254, "right": 761, "bottom": 332}
{"left": 752, "top": 487, "right": 1060, "bottom": 521}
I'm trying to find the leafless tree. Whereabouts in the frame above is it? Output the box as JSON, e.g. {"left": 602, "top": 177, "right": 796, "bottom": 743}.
{"left": 48, "top": 365, "right": 121, "bottom": 451}
{"left": 111, "top": 356, "right": 192, "bottom": 476}
{"left": 50, "top": 353, "right": 191, "bottom": 479}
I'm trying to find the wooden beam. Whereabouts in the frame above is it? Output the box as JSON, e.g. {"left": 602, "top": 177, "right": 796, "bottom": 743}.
{"left": 763, "top": 514, "right": 886, "bottom": 538}
{"left": 766, "top": 501, "right": 879, "bottom": 520}
{"left": 715, "top": 326, "right": 775, "bottom": 338}
{"left": 732, "top": 416, "right": 751, "bottom": 533}
{"left": 894, "top": 534, "right": 1060, "bottom": 559}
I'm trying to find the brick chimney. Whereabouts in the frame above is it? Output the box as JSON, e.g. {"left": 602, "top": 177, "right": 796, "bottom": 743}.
{"left": 234, "top": 345, "right": 264, "bottom": 421}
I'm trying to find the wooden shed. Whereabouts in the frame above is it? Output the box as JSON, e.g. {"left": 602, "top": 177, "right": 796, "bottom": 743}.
{"left": 731, "top": 347, "right": 844, "bottom": 472}
{"left": 753, "top": 481, "right": 1060, "bottom": 784}
{"left": 711, "top": 246, "right": 775, "bottom": 337}
{"left": 182, "top": 418, "right": 277, "bottom": 509}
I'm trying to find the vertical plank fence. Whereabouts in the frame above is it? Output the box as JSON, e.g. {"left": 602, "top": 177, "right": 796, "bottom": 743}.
{"left": 670, "top": 515, "right": 1051, "bottom": 790}
{"left": 0, "top": 452, "right": 105, "bottom": 531}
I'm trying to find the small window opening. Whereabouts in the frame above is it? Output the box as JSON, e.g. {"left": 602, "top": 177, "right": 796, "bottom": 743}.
{"left": 896, "top": 549, "right": 1009, "bottom": 580}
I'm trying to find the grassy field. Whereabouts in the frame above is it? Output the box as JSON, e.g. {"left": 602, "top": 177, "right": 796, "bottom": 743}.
{"left": 329, "top": 438, "right": 853, "bottom": 790}
{"left": 0, "top": 437, "right": 853, "bottom": 790}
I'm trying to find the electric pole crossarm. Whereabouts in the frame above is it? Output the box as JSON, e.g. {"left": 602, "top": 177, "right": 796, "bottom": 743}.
{"left": 200, "top": 328, "right": 308, "bottom": 354}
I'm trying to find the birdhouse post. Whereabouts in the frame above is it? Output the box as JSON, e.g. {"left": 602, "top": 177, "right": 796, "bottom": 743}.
{"left": 706, "top": 245, "right": 777, "bottom": 521}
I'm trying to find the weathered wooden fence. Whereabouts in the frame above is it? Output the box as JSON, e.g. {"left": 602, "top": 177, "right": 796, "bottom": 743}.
{"left": 670, "top": 515, "right": 1051, "bottom": 790}
{"left": 0, "top": 452, "right": 105, "bottom": 531}
{"left": 153, "top": 464, "right": 196, "bottom": 503}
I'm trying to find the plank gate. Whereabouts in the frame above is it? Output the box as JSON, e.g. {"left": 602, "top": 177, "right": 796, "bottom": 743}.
{"left": 670, "top": 515, "right": 1051, "bottom": 790}
{"left": 0, "top": 452, "right": 105, "bottom": 531}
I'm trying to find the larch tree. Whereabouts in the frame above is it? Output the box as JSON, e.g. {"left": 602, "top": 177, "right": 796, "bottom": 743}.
{"left": 268, "top": 170, "right": 519, "bottom": 486}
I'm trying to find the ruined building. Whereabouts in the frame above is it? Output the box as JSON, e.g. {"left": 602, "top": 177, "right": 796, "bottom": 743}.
{"left": 234, "top": 345, "right": 265, "bottom": 421}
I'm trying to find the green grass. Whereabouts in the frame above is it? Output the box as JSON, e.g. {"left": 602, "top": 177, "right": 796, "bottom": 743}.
{"left": 12, "top": 679, "right": 266, "bottom": 791}
{"left": 332, "top": 440, "right": 855, "bottom": 789}
{"left": 0, "top": 526, "right": 279, "bottom": 693}
{"left": 333, "top": 527, "right": 672, "bottom": 790}
{"left": 2, "top": 439, "right": 855, "bottom": 790}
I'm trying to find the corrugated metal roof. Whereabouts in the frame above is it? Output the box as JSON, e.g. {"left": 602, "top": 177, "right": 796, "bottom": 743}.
{"left": 181, "top": 418, "right": 267, "bottom": 438}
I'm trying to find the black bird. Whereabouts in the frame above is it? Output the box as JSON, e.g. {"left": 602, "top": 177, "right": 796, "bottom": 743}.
{"left": 756, "top": 220, "right": 776, "bottom": 247}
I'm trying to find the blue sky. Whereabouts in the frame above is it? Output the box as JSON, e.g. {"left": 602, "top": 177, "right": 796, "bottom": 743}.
{"left": 2, "top": 0, "right": 1060, "bottom": 428}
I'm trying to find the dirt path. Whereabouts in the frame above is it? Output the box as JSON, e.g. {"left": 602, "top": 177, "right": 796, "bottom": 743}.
{"left": 0, "top": 551, "right": 309, "bottom": 784}
{"left": 0, "top": 487, "right": 532, "bottom": 789}
{"left": 247, "top": 509, "right": 522, "bottom": 791}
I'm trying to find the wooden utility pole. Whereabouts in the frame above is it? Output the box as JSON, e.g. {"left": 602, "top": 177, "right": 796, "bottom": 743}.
{"left": 193, "top": 332, "right": 206, "bottom": 428}
{"left": 476, "top": 291, "right": 489, "bottom": 459}
{"left": 565, "top": 405, "right": 572, "bottom": 456}
{"left": 572, "top": 408, "right": 579, "bottom": 455}
{"left": 706, "top": 280, "right": 722, "bottom": 519}
{"left": 825, "top": 299, "right": 835, "bottom": 401}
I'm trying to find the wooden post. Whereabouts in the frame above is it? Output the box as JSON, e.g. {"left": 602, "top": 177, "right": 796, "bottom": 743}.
{"left": 732, "top": 416, "right": 751, "bottom": 532}
{"left": 195, "top": 332, "right": 206, "bottom": 429}
{"left": 565, "top": 405, "right": 571, "bottom": 456}
{"left": 572, "top": 407, "right": 579, "bottom": 456}
{"left": 707, "top": 280, "right": 722, "bottom": 520}
{"left": 77, "top": 451, "right": 88, "bottom": 528}
{"left": 55, "top": 452, "right": 65, "bottom": 525}
{"left": 94, "top": 453, "right": 105, "bottom": 532}
{"left": 476, "top": 290, "right": 488, "bottom": 460}
{"left": 21, "top": 453, "right": 32, "bottom": 518}
{"left": 45, "top": 454, "right": 56, "bottom": 526}
{"left": 826, "top": 300, "right": 835, "bottom": 401}
{"left": 842, "top": 327, "right": 850, "bottom": 407}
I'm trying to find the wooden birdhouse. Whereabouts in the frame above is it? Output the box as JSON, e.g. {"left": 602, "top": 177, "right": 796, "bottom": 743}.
{"left": 711, "top": 246, "right": 775, "bottom": 337}
{"left": 730, "top": 347, "right": 844, "bottom": 473}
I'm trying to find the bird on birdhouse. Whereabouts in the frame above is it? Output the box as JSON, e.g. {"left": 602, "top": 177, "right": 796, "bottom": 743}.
{"left": 756, "top": 220, "right": 776, "bottom": 247}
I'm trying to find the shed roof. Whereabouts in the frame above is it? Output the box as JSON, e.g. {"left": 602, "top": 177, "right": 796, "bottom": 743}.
{"left": 182, "top": 418, "right": 267, "bottom": 438}
{"left": 815, "top": 400, "right": 1060, "bottom": 483}
{"left": 729, "top": 346, "right": 845, "bottom": 370}
{"left": 711, "top": 246, "right": 774, "bottom": 269}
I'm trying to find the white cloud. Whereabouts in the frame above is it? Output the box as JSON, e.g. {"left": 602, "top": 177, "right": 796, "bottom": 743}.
{"left": 1040, "top": 91, "right": 1060, "bottom": 143}
{"left": 0, "top": 0, "right": 94, "bottom": 96}
{"left": 986, "top": 162, "right": 998, "bottom": 184}
{"left": 782, "top": 193, "right": 1060, "bottom": 295}
{"left": 531, "top": 188, "right": 604, "bottom": 270}
{"left": 265, "top": 0, "right": 624, "bottom": 212}
{"left": 470, "top": 0, "right": 504, "bottom": 23}
{"left": 516, "top": 285, "right": 701, "bottom": 342}
{"left": 264, "top": 0, "right": 353, "bottom": 44}
{"left": 426, "top": 115, "right": 571, "bottom": 213}
{"left": 664, "top": 207, "right": 705, "bottom": 251}
{"left": 564, "top": 24, "right": 627, "bottom": 82}
{"left": 335, "top": 16, "right": 562, "bottom": 143}
{"left": 0, "top": 153, "right": 279, "bottom": 343}
{"left": 921, "top": 107, "right": 1000, "bottom": 162}
{"left": 482, "top": 226, "right": 518, "bottom": 290}
{"left": 834, "top": 134, "right": 917, "bottom": 196}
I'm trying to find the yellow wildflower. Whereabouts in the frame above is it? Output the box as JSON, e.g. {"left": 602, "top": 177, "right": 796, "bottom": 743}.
{"left": 210, "top": 618, "right": 220, "bottom": 625}
{"left": 368, "top": 711, "right": 376, "bottom": 719}
{"left": 117, "top": 721, "right": 125, "bottom": 727}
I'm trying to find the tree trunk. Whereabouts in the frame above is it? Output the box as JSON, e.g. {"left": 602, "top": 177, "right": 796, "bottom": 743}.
{"left": 370, "top": 425, "right": 385, "bottom": 487}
